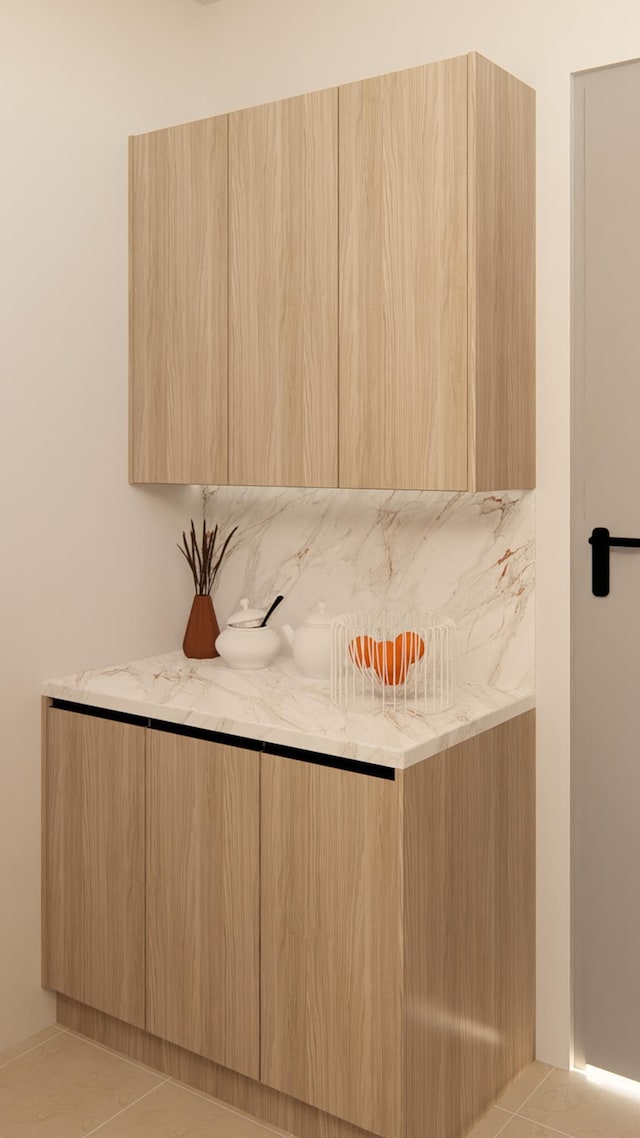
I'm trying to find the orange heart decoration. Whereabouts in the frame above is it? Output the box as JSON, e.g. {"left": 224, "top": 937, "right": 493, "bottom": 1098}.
{"left": 395, "top": 631, "right": 425, "bottom": 666}
{"left": 348, "top": 635, "right": 375, "bottom": 668}
{"left": 373, "top": 640, "right": 407, "bottom": 686}
{"left": 350, "top": 630, "right": 426, "bottom": 686}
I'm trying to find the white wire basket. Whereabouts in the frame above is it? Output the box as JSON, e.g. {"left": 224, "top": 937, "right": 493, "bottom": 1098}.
{"left": 331, "top": 609, "right": 456, "bottom": 716}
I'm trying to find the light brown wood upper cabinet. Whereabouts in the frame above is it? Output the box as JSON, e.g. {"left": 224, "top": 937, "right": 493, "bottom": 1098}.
{"left": 146, "top": 730, "right": 260, "bottom": 1079}
{"left": 129, "top": 53, "right": 534, "bottom": 490}
{"left": 339, "top": 57, "right": 468, "bottom": 490}
{"left": 339, "top": 53, "right": 535, "bottom": 490}
{"left": 129, "top": 116, "right": 228, "bottom": 484}
{"left": 42, "top": 707, "right": 146, "bottom": 1028}
{"left": 229, "top": 89, "right": 339, "bottom": 487}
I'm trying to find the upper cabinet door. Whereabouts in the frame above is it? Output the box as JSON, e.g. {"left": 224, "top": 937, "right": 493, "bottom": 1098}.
{"left": 467, "top": 53, "right": 535, "bottom": 490}
{"left": 229, "top": 90, "right": 338, "bottom": 487}
{"left": 130, "top": 117, "right": 228, "bottom": 484}
{"left": 339, "top": 58, "right": 469, "bottom": 490}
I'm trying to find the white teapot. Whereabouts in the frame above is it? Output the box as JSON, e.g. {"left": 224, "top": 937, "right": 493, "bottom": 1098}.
{"left": 215, "top": 599, "right": 280, "bottom": 670}
{"left": 282, "top": 602, "right": 332, "bottom": 679}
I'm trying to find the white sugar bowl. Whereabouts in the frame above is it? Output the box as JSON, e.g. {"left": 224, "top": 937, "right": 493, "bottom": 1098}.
{"left": 215, "top": 599, "right": 281, "bottom": 671}
{"left": 281, "top": 602, "right": 332, "bottom": 679}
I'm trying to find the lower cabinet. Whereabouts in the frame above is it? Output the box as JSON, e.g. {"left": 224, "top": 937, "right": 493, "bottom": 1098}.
{"left": 43, "top": 702, "right": 535, "bottom": 1138}
{"left": 260, "top": 754, "right": 401, "bottom": 1136}
{"left": 42, "top": 708, "right": 146, "bottom": 1027}
{"left": 146, "top": 730, "right": 260, "bottom": 1079}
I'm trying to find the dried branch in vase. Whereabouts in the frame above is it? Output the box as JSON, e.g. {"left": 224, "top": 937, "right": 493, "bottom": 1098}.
{"left": 178, "top": 519, "right": 238, "bottom": 596}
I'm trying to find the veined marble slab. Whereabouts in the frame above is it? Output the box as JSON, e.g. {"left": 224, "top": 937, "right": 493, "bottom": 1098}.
{"left": 42, "top": 652, "right": 534, "bottom": 770}
{"left": 204, "top": 486, "right": 535, "bottom": 692}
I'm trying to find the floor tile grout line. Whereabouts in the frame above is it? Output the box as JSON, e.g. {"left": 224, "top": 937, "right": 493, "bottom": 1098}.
{"left": 0, "top": 1028, "right": 65, "bottom": 1073}
{"left": 167, "top": 1076, "right": 290, "bottom": 1136}
{"left": 83, "top": 1076, "right": 170, "bottom": 1137}
{"left": 61, "top": 1026, "right": 166, "bottom": 1078}
{"left": 493, "top": 1106, "right": 515, "bottom": 1119}
{"left": 43, "top": 1026, "right": 286, "bottom": 1136}
{"left": 56, "top": 1032, "right": 285, "bottom": 1137}
{"left": 514, "top": 1112, "right": 583, "bottom": 1138}
{"left": 168, "top": 1076, "right": 290, "bottom": 1137}
{"left": 493, "top": 1107, "right": 517, "bottom": 1136}
{"left": 505, "top": 1064, "right": 557, "bottom": 1115}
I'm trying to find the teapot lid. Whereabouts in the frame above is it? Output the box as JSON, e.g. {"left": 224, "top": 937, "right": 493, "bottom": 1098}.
{"left": 302, "top": 601, "right": 332, "bottom": 628}
{"left": 228, "top": 598, "right": 265, "bottom": 628}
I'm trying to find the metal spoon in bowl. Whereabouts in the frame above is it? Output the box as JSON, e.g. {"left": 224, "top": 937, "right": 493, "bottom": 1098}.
{"left": 260, "top": 594, "right": 285, "bottom": 627}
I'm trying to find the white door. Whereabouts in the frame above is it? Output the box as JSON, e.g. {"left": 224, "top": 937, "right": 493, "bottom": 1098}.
{"left": 573, "top": 58, "right": 640, "bottom": 1079}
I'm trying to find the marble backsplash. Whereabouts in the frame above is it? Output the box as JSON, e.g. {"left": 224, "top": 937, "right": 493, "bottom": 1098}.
{"left": 203, "top": 487, "right": 535, "bottom": 691}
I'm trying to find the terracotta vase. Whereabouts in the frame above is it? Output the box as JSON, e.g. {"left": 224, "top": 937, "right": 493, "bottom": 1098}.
{"left": 183, "top": 595, "right": 220, "bottom": 659}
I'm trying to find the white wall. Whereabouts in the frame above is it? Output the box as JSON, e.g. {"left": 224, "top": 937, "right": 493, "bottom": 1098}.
{"left": 198, "top": 0, "right": 640, "bottom": 1068}
{"left": 0, "top": 0, "right": 207, "bottom": 1049}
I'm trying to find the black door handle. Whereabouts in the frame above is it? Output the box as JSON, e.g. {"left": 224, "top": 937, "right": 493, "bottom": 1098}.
{"left": 589, "top": 527, "right": 640, "bottom": 596}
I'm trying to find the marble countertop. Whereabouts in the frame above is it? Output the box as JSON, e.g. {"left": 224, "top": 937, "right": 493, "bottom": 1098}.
{"left": 42, "top": 652, "right": 534, "bottom": 770}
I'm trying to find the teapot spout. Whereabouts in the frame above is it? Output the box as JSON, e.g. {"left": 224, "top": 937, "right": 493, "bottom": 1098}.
{"left": 281, "top": 623, "right": 295, "bottom": 647}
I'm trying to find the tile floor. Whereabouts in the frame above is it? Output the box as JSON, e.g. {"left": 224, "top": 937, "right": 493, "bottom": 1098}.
{"left": 0, "top": 1027, "right": 639, "bottom": 1137}
{"left": 0, "top": 1026, "right": 289, "bottom": 1138}
{"left": 467, "top": 1058, "right": 640, "bottom": 1137}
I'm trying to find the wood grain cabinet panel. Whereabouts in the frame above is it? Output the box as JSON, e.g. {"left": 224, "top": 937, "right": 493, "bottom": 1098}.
{"left": 42, "top": 707, "right": 145, "bottom": 1028}
{"left": 260, "top": 755, "right": 402, "bottom": 1136}
{"left": 468, "top": 53, "right": 536, "bottom": 490}
{"left": 229, "top": 90, "right": 338, "bottom": 487}
{"left": 129, "top": 54, "right": 534, "bottom": 490}
{"left": 260, "top": 716, "right": 534, "bottom": 1138}
{"left": 146, "top": 731, "right": 260, "bottom": 1080}
{"left": 45, "top": 707, "right": 535, "bottom": 1138}
{"left": 339, "top": 57, "right": 469, "bottom": 490}
{"left": 339, "top": 53, "right": 535, "bottom": 491}
{"left": 401, "top": 711, "right": 536, "bottom": 1138}
{"left": 129, "top": 116, "right": 228, "bottom": 484}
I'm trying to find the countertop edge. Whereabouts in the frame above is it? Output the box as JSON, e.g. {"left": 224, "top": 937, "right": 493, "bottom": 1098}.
{"left": 41, "top": 672, "right": 535, "bottom": 770}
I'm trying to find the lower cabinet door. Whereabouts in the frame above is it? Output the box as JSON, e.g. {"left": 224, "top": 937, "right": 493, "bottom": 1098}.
{"left": 43, "top": 707, "right": 146, "bottom": 1027}
{"left": 146, "top": 731, "right": 260, "bottom": 1079}
{"left": 260, "top": 755, "right": 402, "bottom": 1135}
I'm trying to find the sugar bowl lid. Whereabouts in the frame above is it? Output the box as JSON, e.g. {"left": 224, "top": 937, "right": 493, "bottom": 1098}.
{"left": 227, "top": 598, "right": 264, "bottom": 628}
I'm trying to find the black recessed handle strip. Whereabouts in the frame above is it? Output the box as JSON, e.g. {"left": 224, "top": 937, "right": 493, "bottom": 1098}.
{"left": 588, "top": 527, "right": 640, "bottom": 596}
{"left": 48, "top": 698, "right": 395, "bottom": 780}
